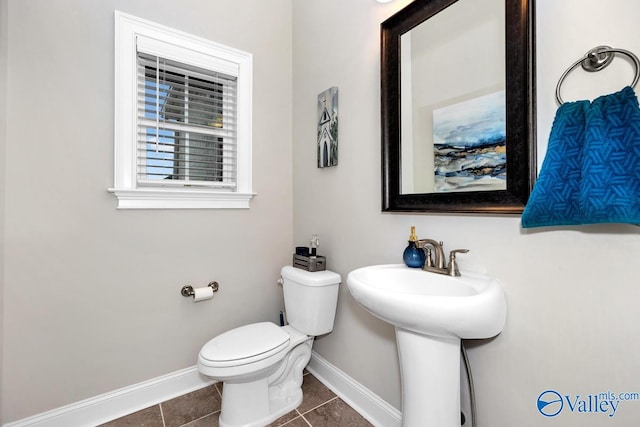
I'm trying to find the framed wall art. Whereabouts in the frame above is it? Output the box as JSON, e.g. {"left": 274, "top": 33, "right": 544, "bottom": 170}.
{"left": 317, "top": 86, "right": 339, "bottom": 168}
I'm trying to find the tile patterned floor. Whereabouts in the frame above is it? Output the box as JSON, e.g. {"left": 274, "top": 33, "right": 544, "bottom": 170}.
{"left": 99, "top": 372, "right": 373, "bottom": 427}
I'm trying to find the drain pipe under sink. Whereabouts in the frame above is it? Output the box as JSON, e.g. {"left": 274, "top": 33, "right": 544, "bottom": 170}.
{"left": 461, "top": 341, "right": 477, "bottom": 427}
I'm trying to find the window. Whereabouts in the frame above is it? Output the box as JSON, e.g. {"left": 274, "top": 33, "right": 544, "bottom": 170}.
{"left": 110, "top": 11, "right": 253, "bottom": 209}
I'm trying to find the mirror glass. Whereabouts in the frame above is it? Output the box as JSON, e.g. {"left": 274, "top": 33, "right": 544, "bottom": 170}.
{"left": 382, "top": 0, "right": 535, "bottom": 213}
{"left": 401, "top": 0, "right": 504, "bottom": 194}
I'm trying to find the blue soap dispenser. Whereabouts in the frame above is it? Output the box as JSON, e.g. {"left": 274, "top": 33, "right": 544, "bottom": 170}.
{"left": 403, "top": 226, "right": 426, "bottom": 268}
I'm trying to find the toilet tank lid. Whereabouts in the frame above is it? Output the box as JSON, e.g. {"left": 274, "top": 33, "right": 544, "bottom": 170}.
{"left": 281, "top": 266, "right": 341, "bottom": 286}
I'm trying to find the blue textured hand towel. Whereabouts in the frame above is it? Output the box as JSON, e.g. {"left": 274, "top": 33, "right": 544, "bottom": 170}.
{"left": 522, "top": 86, "right": 640, "bottom": 228}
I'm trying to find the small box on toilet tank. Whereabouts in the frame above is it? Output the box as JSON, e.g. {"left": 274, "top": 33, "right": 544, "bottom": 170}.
{"left": 292, "top": 254, "right": 326, "bottom": 272}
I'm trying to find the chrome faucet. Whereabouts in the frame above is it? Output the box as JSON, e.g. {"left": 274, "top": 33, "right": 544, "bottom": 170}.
{"left": 416, "top": 239, "right": 469, "bottom": 277}
{"left": 416, "top": 239, "right": 445, "bottom": 269}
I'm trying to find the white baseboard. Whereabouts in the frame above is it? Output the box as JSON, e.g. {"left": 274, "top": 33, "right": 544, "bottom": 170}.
{"left": 4, "top": 353, "right": 399, "bottom": 427}
{"left": 3, "top": 367, "right": 215, "bottom": 427}
{"left": 307, "top": 351, "right": 401, "bottom": 427}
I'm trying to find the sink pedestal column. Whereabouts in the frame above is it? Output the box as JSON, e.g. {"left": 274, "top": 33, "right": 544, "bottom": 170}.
{"left": 395, "top": 328, "right": 460, "bottom": 427}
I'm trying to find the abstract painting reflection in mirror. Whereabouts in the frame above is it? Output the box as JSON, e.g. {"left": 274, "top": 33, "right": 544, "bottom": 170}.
{"left": 432, "top": 90, "right": 506, "bottom": 192}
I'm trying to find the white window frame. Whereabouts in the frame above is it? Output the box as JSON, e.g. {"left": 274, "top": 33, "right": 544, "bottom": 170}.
{"left": 110, "top": 11, "right": 254, "bottom": 209}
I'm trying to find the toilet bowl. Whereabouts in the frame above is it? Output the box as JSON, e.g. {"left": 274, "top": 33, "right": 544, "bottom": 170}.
{"left": 197, "top": 266, "right": 341, "bottom": 427}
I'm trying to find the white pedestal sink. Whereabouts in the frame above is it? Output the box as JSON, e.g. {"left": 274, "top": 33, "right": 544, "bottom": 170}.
{"left": 347, "top": 264, "right": 506, "bottom": 427}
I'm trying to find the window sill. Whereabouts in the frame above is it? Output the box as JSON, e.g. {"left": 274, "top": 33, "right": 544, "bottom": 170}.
{"left": 108, "top": 188, "right": 255, "bottom": 209}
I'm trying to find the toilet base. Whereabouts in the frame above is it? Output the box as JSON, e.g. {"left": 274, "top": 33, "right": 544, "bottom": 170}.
{"left": 217, "top": 332, "right": 313, "bottom": 427}
{"left": 219, "top": 379, "right": 303, "bottom": 427}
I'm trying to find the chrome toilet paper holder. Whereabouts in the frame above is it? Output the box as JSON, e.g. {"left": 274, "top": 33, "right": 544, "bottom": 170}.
{"left": 181, "top": 281, "right": 219, "bottom": 298}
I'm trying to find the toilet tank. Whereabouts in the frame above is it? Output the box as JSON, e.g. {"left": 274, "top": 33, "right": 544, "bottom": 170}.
{"left": 281, "top": 266, "right": 341, "bottom": 336}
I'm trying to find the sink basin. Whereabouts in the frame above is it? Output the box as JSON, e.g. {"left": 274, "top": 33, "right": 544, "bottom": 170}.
{"left": 347, "top": 264, "right": 506, "bottom": 339}
{"left": 347, "top": 264, "right": 507, "bottom": 427}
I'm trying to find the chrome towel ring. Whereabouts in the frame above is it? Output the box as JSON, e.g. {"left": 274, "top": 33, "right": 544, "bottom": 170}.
{"left": 555, "top": 45, "right": 640, "bottom": 105}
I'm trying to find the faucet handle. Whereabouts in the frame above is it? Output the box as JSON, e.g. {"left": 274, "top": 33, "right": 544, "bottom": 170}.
{"left": 449, "top": 249, "right": 469, "bottom": 256}
{"left": 447, "top": 249, "right": 469, "bottom": 277}
{"left": 424, "top": 247, "right": 434, "bottom": 267}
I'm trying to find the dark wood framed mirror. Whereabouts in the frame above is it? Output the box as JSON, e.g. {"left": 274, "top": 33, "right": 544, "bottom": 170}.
{"left": 381, "top": 0, "right": 536, "bottom": 213}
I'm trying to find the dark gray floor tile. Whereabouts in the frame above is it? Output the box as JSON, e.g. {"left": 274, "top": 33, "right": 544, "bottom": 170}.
{"left": 303, "top": 398, "right": 373, "bottom": 427}
{"left": 97, "top": 405, "right": 164, "bottom": 427}
{"left": 277, "top": 416, "right": 311, "bottom": 427}
{"left": 181, "top": 411, "right": 220, "bottom": 427}
{"left": 297, "top": 374, "right": 337, "bottom": 413}
{"left": 161, "top": 384, "right": 221, "bottom": 427}
{"left": 267, "top": 409, "right": 303, "bottom": 427}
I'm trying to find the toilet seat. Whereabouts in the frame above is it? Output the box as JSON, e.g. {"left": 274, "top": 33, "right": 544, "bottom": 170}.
{"left": 199, "top": 322, "right": 290, "bottom": 368}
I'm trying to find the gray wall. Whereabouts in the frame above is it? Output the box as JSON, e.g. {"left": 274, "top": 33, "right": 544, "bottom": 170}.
{"left": 1, "top": 0, "right": 293, "bottom": 422}
{"left": 292, "top": 0, "right": 640, "bottom": 426}
{"left": 0, "top": 0, "right": 7, "bottom": 423}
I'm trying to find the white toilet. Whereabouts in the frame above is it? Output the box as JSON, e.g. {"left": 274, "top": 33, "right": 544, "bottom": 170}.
{"left": 197, "top": 266, "right": 341, "bottom": 427}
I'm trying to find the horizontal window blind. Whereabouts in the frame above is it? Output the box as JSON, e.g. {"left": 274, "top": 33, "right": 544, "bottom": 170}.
{"left": 136, "top": 52, "right": 238, "bottom": 188}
